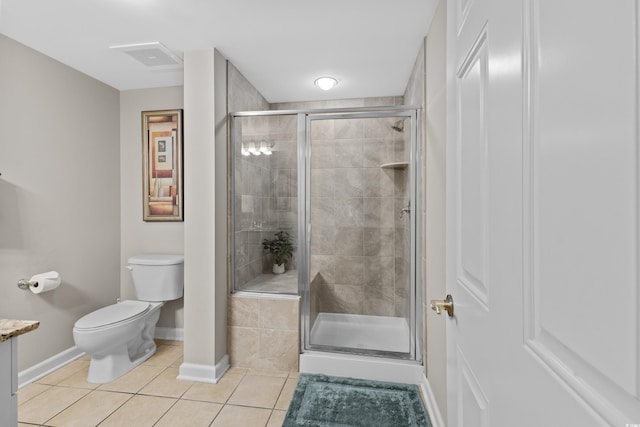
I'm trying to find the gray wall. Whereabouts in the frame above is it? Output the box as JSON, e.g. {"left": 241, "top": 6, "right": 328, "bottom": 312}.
{"left": 0, "top": 34, "right": 120, "bottom": 370}
{"left": 119, "top": 87, "right": 185, "bottom": 329}
{"left": 403, "top": 3, "right": 448, "bottom": 419}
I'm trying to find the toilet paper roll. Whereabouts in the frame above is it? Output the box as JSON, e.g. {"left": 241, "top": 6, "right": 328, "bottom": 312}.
{"left": 29, "top": 271, "right": 61, "bottom": 294}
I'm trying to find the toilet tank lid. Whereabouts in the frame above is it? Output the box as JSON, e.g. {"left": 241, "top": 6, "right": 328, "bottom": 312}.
{"left": 128, "top": 254, "right": 184, "bottom": 266}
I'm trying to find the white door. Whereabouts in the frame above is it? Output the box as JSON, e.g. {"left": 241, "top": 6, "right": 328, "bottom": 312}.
{"left": 445, "top": 0, "right": 640, "bottom": 425}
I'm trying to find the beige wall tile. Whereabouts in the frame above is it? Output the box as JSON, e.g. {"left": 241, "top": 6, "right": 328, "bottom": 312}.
{"left": 334, "top": 227, "right": 364, "bottom": 256}
{"left": 229, "top": 295, "right": 260, "bottom": 327}
{"left": 155, "top": 399, "right": 223, "bottom": 427}
{"left": 323, "top": 284, "right": 364, "bottom": 314}
{"left": 182, "top": 372, "right": 244, "bottom": 403}
{"left": 310, "top": 255, "right": 336, "bottom": 284}
{"left": 334, "top": 139, "right": 364, "bottom": 167}
{"left": 139, "top": 367, "right": 194, "bottom": 398}
{"left": 47, "top": 390, "right": 131, "bottom": 427}
{"left": 100, "top": 395, "right": 175, "bottom": 427}
{"left": 259, "top": 298, "right": 298, "bottom": 331}
{"left": 228, "top": 326, "right": 259, "bottom": 368}
{"left": 18, "top": 386, "right": 90, "bottom": 425}
{"left": 98, "top": 364, "right": 165, "bottom": 393}
{"left": 258, "top": 329, "right": 299, "bottom": 372}
{"left": 210, "top": 405, "right": 271, "bottom": 427}
{"left": 310, "top": 225, "right": 337, "bottom": 255}
{"left": 227, "top": 374, "right": 285, "bottom": 409}
{"left": 335, "top": 256, "right": 365, "bottom": 285}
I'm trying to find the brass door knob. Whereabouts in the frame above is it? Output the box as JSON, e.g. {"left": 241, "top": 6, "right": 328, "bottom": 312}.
{"left": 430, "top": 294, "right": 454, "bottom": 317}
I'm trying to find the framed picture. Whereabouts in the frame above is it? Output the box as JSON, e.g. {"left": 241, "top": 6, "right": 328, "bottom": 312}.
{"left": 141, "top": 109, "right": 183, "bottom": 221}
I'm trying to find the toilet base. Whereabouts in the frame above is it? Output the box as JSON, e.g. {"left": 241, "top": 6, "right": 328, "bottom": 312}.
{"left": 84, "top": 303, "right": 162, "bottom": 384}
{"left": 87, "top": 341, "right": 157, "bottom": 383}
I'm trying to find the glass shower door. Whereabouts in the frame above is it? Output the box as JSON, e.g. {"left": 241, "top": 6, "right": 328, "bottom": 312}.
{"left": 302, "top": 110, "right": 419, "bottom": 360}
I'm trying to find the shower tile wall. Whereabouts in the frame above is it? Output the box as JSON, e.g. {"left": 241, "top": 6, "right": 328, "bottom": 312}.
{"left": 232, "top": 93, "right": 410, "bottom": 317}
{"left": 229, "top": 63, "right": 270, "bottom": 290}
{"left": 229, "top": 64, "right": 298, "bottom": 290}
{"left": 233, "top": 115, "right": 298, "bottom": 290}
{"left": 307, "top": 115, "right": 409, "bottom": 318}
{"left": 227, "top": 294, "right": 300, "bottom": 371}
{"left": 273, "top": 97, "right": 408, "bottom": 320}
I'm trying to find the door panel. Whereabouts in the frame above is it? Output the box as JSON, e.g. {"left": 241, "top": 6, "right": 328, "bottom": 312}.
{"left": 457, "top": 349, "right": 489, "bottom": 427}
{"left": 447, "top": 0, "right": 640, "bottom": 424}
{"left": 458, "top": 26, "right": 489, "bottom": 309}
{"left": 523, "top": 0, "right": 640, "bottom": 421}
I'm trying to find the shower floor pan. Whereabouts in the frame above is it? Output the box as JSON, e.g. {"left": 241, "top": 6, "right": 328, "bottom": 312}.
{"left": 309, "top": 313, "right": 410, "bottom": 354}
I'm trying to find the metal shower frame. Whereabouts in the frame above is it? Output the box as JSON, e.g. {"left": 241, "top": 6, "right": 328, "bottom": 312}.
{"left": 229, "top": 106, "right": 423, "bottom": 363}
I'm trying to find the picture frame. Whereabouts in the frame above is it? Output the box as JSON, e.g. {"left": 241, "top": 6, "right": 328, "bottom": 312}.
{"left": 141, "top": 109, "right": 183, "bottom": 221}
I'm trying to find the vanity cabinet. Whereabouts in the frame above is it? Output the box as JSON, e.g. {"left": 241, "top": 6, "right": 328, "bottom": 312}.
{"left": 0, "top": 320, "right": 39, "bottom": 427}
{"left": 0, "top": 338, "right": 18, "bottom": 426}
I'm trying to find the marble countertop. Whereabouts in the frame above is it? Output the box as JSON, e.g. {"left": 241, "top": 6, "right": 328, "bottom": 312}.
{"left": 0, "top": 319, "right": 39, "bottom": 342}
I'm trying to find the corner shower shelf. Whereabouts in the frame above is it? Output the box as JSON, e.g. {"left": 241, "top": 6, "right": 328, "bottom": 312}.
{"left": 380, "top": 161, "right": 408, "bottom": 170}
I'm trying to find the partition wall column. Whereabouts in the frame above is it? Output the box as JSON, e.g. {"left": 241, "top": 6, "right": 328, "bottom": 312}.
{"left": 180, "top": 48, "right": 229, "bottom": 383}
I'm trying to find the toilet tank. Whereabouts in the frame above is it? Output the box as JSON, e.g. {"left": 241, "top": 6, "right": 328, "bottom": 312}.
{"left": 127, "top": 254, "right": 184, "bottom": 302}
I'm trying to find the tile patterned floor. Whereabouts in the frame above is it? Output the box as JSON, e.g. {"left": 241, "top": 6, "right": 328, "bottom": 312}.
{"left": 17, "top": 340, "right": 295, "bottom": 427}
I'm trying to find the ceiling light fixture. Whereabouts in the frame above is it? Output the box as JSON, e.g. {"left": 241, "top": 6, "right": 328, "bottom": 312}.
{"left": 314, "top": 77, "right": 338, "bottom": 91}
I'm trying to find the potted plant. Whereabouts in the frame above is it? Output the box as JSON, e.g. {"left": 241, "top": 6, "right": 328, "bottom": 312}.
{"left": 262, "top": 230, "right": 294, "bottom": 274}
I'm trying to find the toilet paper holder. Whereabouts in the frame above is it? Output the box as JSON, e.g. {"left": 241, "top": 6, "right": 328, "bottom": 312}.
{"left": 17, "top": 279, "right": 40, "bottom": 290}
{"left": 17, "top": 271, "right": 61, "bottom": 293}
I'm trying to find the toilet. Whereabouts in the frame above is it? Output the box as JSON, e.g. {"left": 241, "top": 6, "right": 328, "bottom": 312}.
{"left": 73, "top": 254, "right": 184, "bottom": 383}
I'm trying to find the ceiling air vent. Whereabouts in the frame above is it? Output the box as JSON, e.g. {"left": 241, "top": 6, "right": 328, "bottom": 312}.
{"left": 109, "top": 42, "right": 182, "bottom": 68}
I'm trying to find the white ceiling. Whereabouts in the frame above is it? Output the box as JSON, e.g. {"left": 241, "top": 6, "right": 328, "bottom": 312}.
{"left": 0, "top": 0, "right": 439, "bottom": 103}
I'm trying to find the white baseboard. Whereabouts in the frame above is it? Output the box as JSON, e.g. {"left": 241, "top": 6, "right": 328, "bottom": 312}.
{"left": 177, "top": 354, "right": 229, "bottom": 384}
{"left": 155, "top": 327, "right": 184, "bottom": 341}
{"left": 419, "top": 373, "right": 445, "bottom": 427}
{"left": 18, "top": 327, "right": 182, "bottom": 389}
{"left": 18, "top": 346, "right": 85, "bottom": 389}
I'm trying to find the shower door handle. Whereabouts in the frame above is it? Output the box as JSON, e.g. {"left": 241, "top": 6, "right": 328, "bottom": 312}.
{"left": 400, "top": 206, "right": 410, "bottom": 218}
{"left": 430, "top": 294, "right": 454, "bottom": 317}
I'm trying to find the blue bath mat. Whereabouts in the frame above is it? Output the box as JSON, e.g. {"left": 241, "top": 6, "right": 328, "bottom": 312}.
{"left": 283, "top": 374, "right": 431, "bottom": 427}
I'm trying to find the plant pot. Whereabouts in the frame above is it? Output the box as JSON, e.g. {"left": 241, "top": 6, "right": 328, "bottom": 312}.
{"left": 273, "top": 263, "right": 285, "bottom": 274}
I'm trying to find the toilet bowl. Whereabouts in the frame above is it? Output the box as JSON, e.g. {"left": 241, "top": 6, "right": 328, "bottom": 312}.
{"left": 73, "top": 300, "right": 162, "bottom": 383}
{"left": 73, "top": 254, "right": 183, "bottom": 383}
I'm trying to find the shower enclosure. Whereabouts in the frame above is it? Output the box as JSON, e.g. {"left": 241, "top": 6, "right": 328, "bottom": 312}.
{"left": 230, "top": 106, "right": 421, "bottom": 362}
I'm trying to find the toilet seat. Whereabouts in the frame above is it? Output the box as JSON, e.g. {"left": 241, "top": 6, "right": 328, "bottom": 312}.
{"left": 74, "top": 301, "right": 150, "bottom": 330}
